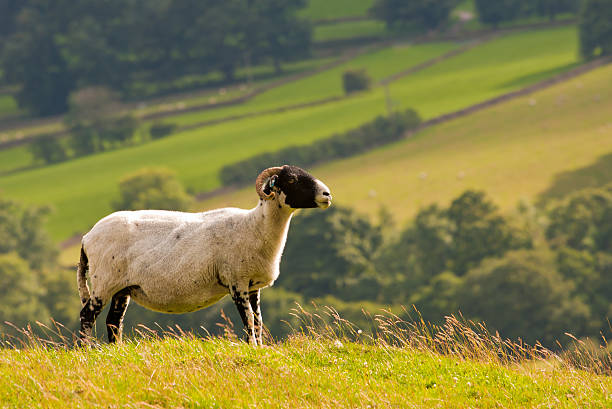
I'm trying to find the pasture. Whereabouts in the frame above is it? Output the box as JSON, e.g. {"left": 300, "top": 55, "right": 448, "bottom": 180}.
{"left": 313, "top": 19, "right": 387, "bottom": 42}
{"left": 0, "top": 94, "right": 20, "bottom": 120}
{"left": 198, "top": 60, "right": 612, "bottom": 226}
{"left": 0, "top": 326, "right": 609, "bottom": 408}
{"left": 0, "top": 26, "right": 583, "bottom": 241}
{"left": 299, "top": 0, "right": 376, "bottom": 21}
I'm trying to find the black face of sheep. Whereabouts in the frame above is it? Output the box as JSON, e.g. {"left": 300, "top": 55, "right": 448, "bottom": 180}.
{"left": 265, "top": 165, "right": 331, "bottom": 209}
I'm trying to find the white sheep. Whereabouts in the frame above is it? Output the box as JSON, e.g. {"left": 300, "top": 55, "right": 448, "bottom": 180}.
{"left": 77, "top": 165, "right": 332, "bottom": 345}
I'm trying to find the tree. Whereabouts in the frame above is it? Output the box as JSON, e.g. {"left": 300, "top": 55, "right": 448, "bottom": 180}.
{"left": 370, "top": 0, "right": 460, "bottom": 32}
{"left": 65, "top": 86, "right": 138, "bottom": 156}
{"left": 0, "top": 196, "right": 57, "bottom": 270}
{"left": 534, "top": 0, "right": 579, "bottom": 20}
{"left": 112, "top": 168, "right": 193, "bottom": 212}
{"left": 546, "top": 186, "right": 612, "bottom": 252}
{"left": 447, "top": 190, "right": 531, "bottom": 275}
{"left": 1, "top": 4, "right": 75, "bottom": 115}
{"left": 342, "top": 70, "right": 372, "bottom": 94}
{"left": 579, "top": 0, "right": 612, "bottom": 58}
{"left": 0, "top": 0, "right": 29, "bottom": 40}
{"left": 0, "top": 254, "right": 50, "bottom": 333}
{"left": 244, "top": 0, "right": 312, "bottom": 74}
{"left": 474, "top": 0, "right": 528, "bottom": 28}
{"left": 279, "top": 206, "right": 386, "bottom": 301}
{"left": 459, "top": 250, "right": 591, "bottom": 346}
{"left": 28, "top": 134, "right": 68, "bottom": 165}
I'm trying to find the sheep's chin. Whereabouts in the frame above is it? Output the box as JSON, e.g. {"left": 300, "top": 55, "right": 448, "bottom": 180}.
{"left": 316, "top": 200, "right": 331, "bottom": 209}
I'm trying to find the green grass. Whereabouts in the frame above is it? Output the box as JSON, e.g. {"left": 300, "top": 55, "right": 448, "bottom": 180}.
{"left": 0, "top": 311, "right": 610, "bottom": 408}
{"left": 0, "top": 145, "right": 32, "bottom": 175}
{"left": 299, "top": 0, "right": 375, "bottom": 21}
{"left": 200, "top": 55, "right": 612, "bottom": 228}
{"left": 0, "top": 94, "right": 21, "bottom": 120}
{"left": 313, "top": 19, "right": 387, "bottom": 42}
{"left": 161, "top": 41, "right": 458, "bottom": 127}
{"left": 0, "top": 26, "right": 582, "bottom": 241}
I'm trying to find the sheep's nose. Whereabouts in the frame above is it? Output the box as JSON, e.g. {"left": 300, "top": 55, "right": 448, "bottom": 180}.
{"left": 322, "top": 191, "right": 331, "bottom": 197}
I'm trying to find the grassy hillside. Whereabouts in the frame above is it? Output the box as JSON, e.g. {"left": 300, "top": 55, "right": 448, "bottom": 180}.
{"left": 159, "top": 41, "right": 458, "bottom": 127}
{"left": 313, "top": 19, "right": 387, "bottom": 42}
{"left": 0, "top": 94, "right": 20, "bottom": 120}
{"left": 0, "top": 328, "right": 609, "bottom": 408}
{"left": 0, "top": 26, "right": 581, "bottom": 241}
{"left": 300, "top": 0, "right": 375, "bottom": 21}
{"left": 198, "top": 60, "right": 612, "bottom": 227}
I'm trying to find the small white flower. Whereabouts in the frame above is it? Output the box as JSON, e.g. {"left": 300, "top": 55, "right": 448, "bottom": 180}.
{"left": 333, "top": 340, "right": 343, "bottom": 349}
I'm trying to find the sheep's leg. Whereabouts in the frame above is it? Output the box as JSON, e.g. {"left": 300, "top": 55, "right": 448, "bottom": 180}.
{"left": 78, "top": 297, "right": 104, "bottom": 344}
{"left": 106, "top": 289, "right": 131, "bottom": 343}
{"left": 230, "top": 285, "right": 257, "bottom": 345}
{"left": 249, "top": 289, "right": 263, "bottom": 345}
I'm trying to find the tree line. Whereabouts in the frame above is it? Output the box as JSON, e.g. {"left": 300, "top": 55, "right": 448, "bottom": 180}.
{"left": 370, "top": 0, "right": 612, "bottom": 59}
{"left": 0, "top": 0, "right": 311, "bottom": 116}
{"left": 1, "top": 180, "right": 610, "bottom": 347}
{"left": 220, "top": 109, "right": 421, "bottom": 186}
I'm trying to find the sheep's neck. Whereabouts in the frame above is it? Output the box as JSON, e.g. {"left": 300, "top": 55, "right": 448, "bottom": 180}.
{"left": 249, "top": 198, "right": 294, "bottom": 253}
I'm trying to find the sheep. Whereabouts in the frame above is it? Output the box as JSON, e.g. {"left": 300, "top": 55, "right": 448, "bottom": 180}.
{"left": 77, "top": 165, "right": 332, "bottom": 345}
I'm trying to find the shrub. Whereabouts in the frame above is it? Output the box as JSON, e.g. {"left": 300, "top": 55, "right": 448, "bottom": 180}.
{"left": 342, "top": 69, "right": 372, "bottom": 94}
{"left": 219, "top": 109, "right": 421, "bottom": 186}
{"left": 65, "top": 86, "right": 138, "bottom": 156}
{"left": 150, "top": 122, "right": 178, "bottom": 139}
{"left": 112, "top": 167, "right": 193, "bottom": 211}
{"left": 579, "top": 0, "right": 612, "bottom": 59}
{"left": 458, "top": 250, "right": 590, "bottom": 345}
{"left": 28, "top": 134, "right": 68, "bottom": 164}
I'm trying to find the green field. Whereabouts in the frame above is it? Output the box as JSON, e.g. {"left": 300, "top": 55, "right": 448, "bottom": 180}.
{"left": 0, "top": 94, "right": 20, "bottom": 120}
{"left": 199, "top": 61, "right": 612, "bottom": 227}
{"left": 313, "top": 19, "right": 387, "bottom": 42}
{"left": 0, "top": 26, "right": 583, "bottom": 241}
{"left": 0, "top": 331, "right": 609, "bottom": 408}
{"left": 159, "top": 41, "right": 458, "bottom": 127}
{"left": 0, "top": 56, "right": 336, "bottom": 145}
{"left": 299, "top": 0, "right": 375, "bottom": 21}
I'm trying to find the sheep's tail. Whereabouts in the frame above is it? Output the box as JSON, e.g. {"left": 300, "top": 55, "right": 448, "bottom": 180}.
{"left": 77, "top": 246, "right": 90, "bottom": 306}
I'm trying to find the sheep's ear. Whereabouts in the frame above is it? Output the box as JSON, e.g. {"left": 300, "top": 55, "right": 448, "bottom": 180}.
{"left": 263, "top": 175, "right": 278, "bottom": 195}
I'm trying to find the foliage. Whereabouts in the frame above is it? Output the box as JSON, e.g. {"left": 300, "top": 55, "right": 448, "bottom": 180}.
{"left": 342, "top": 69, "right": 372, "bottom": 94}
{"left": 28, "top": 134, "right": 68, "bottom": 165}
{"left": 545, "top": 184, "right": 612, "bottom": 252}
{"left": 112, "top": 168, "right": 193, "bottom": 212}
{"left": 0, "top": 196, "right": 57, "bottom": 270}
{"left": 534, "top": 0, "right": 580, "bottom": 20}
{"left": 0, "top": 253, "right": 49, "bottom": 332}
{"left": 64, "top": 87, "right": 138, "bottom": 157}
{"left": 370, "top": 0, "right": 460, "bottom": 31}
{"left": 149, "top": 122, "right": 178, "bottom": 140}
{"left": 220, "top": 110, "right": 421, "bottom": 186}
{"left": 459, "top": 249, "right": 590, "bottom": 345}
{"left": 0, "top": 0, "right": 27, "bottom": 40}
{"left": 280, "top": 207, "right": 385, "bottom": 301}
{"left": 474, "top": 0, "right": 528, "bottom": 27}
{"left": 0, "top": 195, "right": 74, "bottom": 333}
{"left": 1, "top": 4, "right": 74, "bottom": 115}
{"left": 579, "top": 0, "right": 612, "bottom": 58}
{"left": 0, "top": 26, "right": 581, "bottom": 240}
{"left": 0, "top": 0, "right": 312, "bottom": 116}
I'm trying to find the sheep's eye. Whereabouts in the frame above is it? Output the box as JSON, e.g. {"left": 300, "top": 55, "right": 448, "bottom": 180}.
{"left": 288, "top": 177, "right": 296, "bottom": 184}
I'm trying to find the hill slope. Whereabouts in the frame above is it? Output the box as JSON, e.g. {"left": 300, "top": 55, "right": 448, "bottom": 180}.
{"left": 0, "top": 335, "right": 608, "bottom": 408}
{"left": 198, "top": 61, "right": 612, "bottom": 225}
{"left": 0, "top": 26, "right": 581, "bottom": 241}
